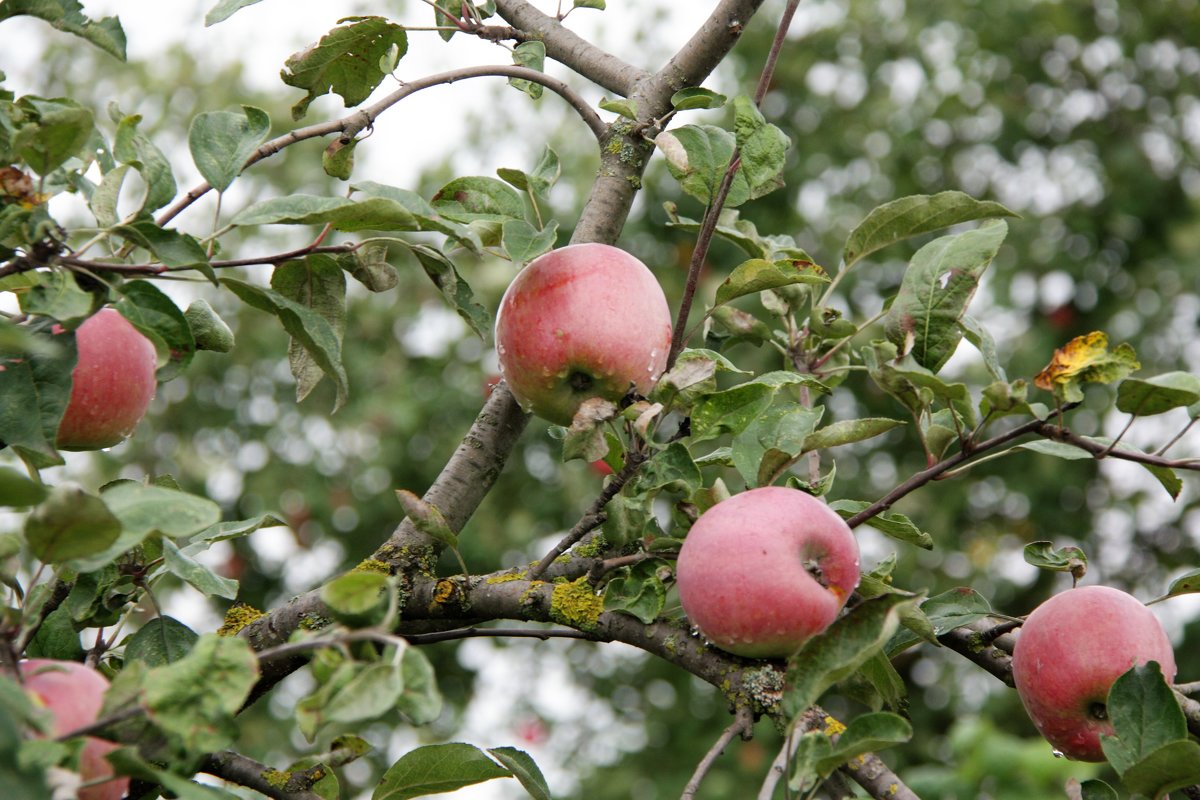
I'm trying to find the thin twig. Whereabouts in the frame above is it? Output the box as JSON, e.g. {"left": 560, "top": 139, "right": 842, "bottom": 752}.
{"left": 403, "top": 625, "right": 600, "bottom": 645}
{"left": 665, "top": 0, "right": 801, "bottom": 369}
{"left": 529, "top": 450, "right": 647, "bottom": 580}
{"left": 680, "top": 706, "right": 754, "bottom": 800}
{"left": 156, "top": 65, "right": 605, "bottom": 226}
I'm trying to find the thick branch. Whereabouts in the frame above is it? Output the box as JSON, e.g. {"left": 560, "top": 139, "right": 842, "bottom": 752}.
{"left": 493, "top": 0, "right": 649, "bottom": 96}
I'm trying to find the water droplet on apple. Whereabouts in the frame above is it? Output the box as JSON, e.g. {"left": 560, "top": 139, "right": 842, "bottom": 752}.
{"left": 1050, "top": 749, "right": 1065, "bottom": 759}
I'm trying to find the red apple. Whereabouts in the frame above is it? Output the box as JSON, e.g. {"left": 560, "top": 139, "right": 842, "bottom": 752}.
{"left": 1011, "top": 585, "right": 1177, "bottom": 761}
{"left": 675, "top": 486, "right": 860, "bottom": 659}
{"left": 494, "top": 243, "right": 673, "bottom": 426}
{"left": 56, "top": 308, "right": 158, "bottom": 450}
{"left": 20, "top": 659, "right": 130, "bottom": 800}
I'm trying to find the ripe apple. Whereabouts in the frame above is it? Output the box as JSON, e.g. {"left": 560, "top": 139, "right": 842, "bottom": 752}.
{"left": 674, "top": 486, "right": 860, "bottom": 659}
{"left": 56, "top": 308, "right": 158, "bottom": 450}
{"left": 1011, "top": 585, "right": 1177, "bottom": 761}
{"left": 494, "top": 243, "right": 673, "bottom": 426}
{"left": 20, "top": 659, "right": 130, "bottom": 800}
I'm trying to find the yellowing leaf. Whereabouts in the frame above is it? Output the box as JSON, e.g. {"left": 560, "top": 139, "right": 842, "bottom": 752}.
{"left": 1033, "top": 331, "right": 1140, "bottom": 403}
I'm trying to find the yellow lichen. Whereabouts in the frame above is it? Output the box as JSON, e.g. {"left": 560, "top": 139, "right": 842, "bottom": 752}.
{"left": 433, "top": 579, "right": 456, "bottom": 604}
{"left": 262, "top": 768, "right": 290, "bottom": 790}
{"left": 217, "top": 603, "right": 264, "bottom": 637}
{"left": 823, "top": 715, "right": 847, "bottom": 737}
{"left": 485, "top": 571, "right": 527, "bottom": 584}
{"left": 549, "top": 577, "right": 604, "bottom": 632}
{"left": 353, "top": 558, "right": 390, "bottom": 575}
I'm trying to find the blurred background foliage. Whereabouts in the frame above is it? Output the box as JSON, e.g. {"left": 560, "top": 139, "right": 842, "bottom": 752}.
{"left": 3, "top": 0, "right": 1198, "bottom": 797}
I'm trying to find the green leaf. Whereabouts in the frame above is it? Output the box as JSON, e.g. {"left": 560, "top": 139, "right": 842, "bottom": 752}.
{"left": 322, "top": 135, "right": 357, "bottom": 180}
{"left": 1101, "top": 661, "right": 1187, "bottom": 775}
{"left": 116, "top": 279, "right": 198, "bottom": 380}
{"left": 655, "top": 124, "right": 740, "bottom": 206}
{"left": 124, "top": 615, "right": 199, "bottom": 666}
{"left": 731, "top": 95, "right": 790, "bottom": 202}
{"left": 1159, "top": 567, "right": 1200, "bottom": 601}
{"left": 327, "top": 662, "right": 405, "bottom": 724}
{"left": 1068, "top": 779, "right": 1118, "bottom": 800}
{"left": 886, "top": 587, "right": 994, "bottom": 655}
{"left": 143, "top": 634, "right": 260, "bottom": 752}
{"left": 782, "top": 594, "right": 919, "bottom": 717}
{"left": 958, "top": 315, "right": 1006, "bottom": 381}
{"left": 883, "top": 221, "right": 1008, "bottom": 373}
{"left": 344, "top": 243, "right": 399, "bottom": 292}
{"left": 731, "top": 401, "right": 823, "bottom": 488}
{"left": 599, "top": 97, "right": 638, "bottom": 119}
{"left": 18, "top": 268, "right": 95, "bottom": 325}
{"left": 800, "top": 418, "right": 905, "bottom": 453}
{"left": 487, "top": 747, "right": 551, "bottom": 800}
{"left": 630, "top": 441, "right": 702, "bottom": 496}
{"left": 1116, "top": 372, "right": 1200, "bottom": 416}
{"left": 113, "top": 216, "right": 214, "bottom": 278}
{"left": 812, "top": 712, "right": 913, "bottom": 776}
{"left": 691, "top": 371, "right": 828, "bottom": 444}
{"left": 161, "top": 538, "right": 239, "bottom": 599}
{"left": 601, "top": 491, "right": 651, "bottom": 549}
{"left": 231, "top": 194, "right": 419, "bottom": 231}
{"left": 403, "top": 243, "right": 490, "bottom": 340}
{"left": 1117, "top": 740, "right": 1200, "bottom": 799}
{"left": 431, "top": 176, "right": 525, "bottom": 223}
{"left": 397, "top": 646, "right": 442, "bottom": 725}
{"left": 188, "top": 105, "right": 270, "bottom": 192}
{"left": 223, "top": 277, "right": 350, "bottom": 411}
{"left": 829, "top": 500, "right": 932, "bottom": 549}
{"left": 0, "top": 320, "right": 74, "bottom": 467}
{"left": 502, "top": 219, "right": 558, "bottom": 263}
{"left": 24, "top": 484, "right": 121, "bottom": 564}
{"left": 282, "top": 17, "right": 408, "bottom": 120}
{"left": 395, "top": 490, "right": 457, "bottom": 549}
{"left": 842, "top": 190, "right": 1018, "bottom": 268}
{"left": 11, "top": 96, "right": 94, "bottom": 175}
{"left": 0, "top": 466, "right": 47, "bottom": 507}
{"left": 184, "top": 299, "right": 235, "bottom": 353}
{"left": 1023, "top": 541, "right": 1087, "bottom": 579}
{"left": 0, "top": 0, "right": 125, "bottom": 59}
{"left": 651, "top": 348, "right": 748, "bottom": 409}
{"left": 373, "top": 743, "right": 512, "bottom": 800}
{"left": 26, "top": 606, "right": 83, "bottom": 660}
{"left": 671, "top": 87, "right": 727, "bottom": 111}
{"left": 320, "top": 570, "right": 389, "bottom": 627}
{"left": 573, "top": 0, "right": 605, "bottom": 8}
{"left": 603, "top": 560, "right": 667, "bottom": 623}
{"left": 1015, "top": 439, "right": 1092, "bottom": 460}
{"left": 508, "top": 41, "right": 546, "bottom": 99}
{"left": 188, "top": 513, "right": 286, "bottom": 547}
{"left": 67, "top": 481, "right": 221, "bottom": 572}
{"left": 713, "top": 258, "right": 829, "bottom": 307}
{"left": 113, "top": 109, "right": 176, "bottom": 213}
{"left": 272, "top": 256, "right": 347, "bottom": 405}
{"left": 204, "top": 0, "right": 263, "bottom": 25}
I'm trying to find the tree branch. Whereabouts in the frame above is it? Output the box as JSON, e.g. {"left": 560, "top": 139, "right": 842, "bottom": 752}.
{"left": 681, "top": 706, "right": 754, "bottom": 800}
{"left": 493, "top": 0, "right": 650, "bottom": 96}
{"left": 200, "top": 751, "right": 326, "bottom": 800}
{"left": 156, "top": 65, "right": 605, "bottom": 226}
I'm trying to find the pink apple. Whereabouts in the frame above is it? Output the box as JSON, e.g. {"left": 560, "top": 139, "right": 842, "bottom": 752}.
{"left": 56, "top": 308, "right": 158, "bottom": 450}
{"left": 675, "top": 486, "right": 861, "bottom": 659}
{"left": 20, "top": 659, "right": 130, "bottom": 800}
{"left": 494, "top": 243, "right": 672, "bottom": 426}
{"left": 1011, "top": 585, "right": 1177, "bottom": 762}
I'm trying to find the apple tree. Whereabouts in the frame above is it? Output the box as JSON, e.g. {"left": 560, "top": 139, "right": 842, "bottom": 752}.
{"left": 1, "top": 1, "right": 1198, "bottom": 798}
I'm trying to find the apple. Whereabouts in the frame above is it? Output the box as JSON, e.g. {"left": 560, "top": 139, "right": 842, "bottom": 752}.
{"left": 1010, "top": 585, "right": 1177, "bottom": 761}
{"left": 674, "top": 486, "right": 860, "bottom": 659}
{"left": 56, "top": 308, "right": 158, "bottom": 451}
{"left": 494, "top": 243, "right": 673, "bottom": 426}
{"left": 20, "top": 659, "right": 130, "bottom": 800}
